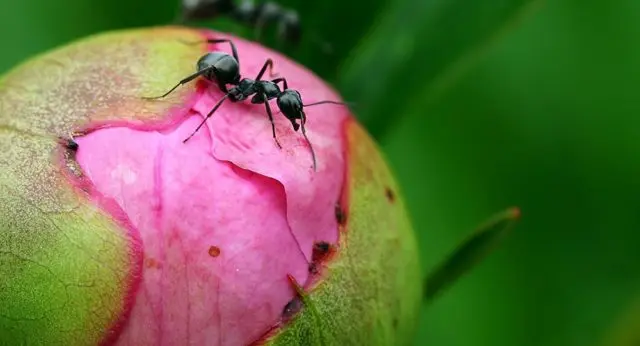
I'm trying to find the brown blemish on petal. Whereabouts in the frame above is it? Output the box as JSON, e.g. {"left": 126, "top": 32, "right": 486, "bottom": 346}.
{"left": 311, "top": 241, "right": 332, "bottom": 263}
{"left": 307, "top": 241, "right": 338, "bottom": 276}
{"left": 145, "top": 257, "right": 162, "bottom": 269}
{"left": 385, "top": 186, "right": 395, "bottom": 203}
{"left": 335, "top": 202, "right": 346, "bottom": 225}
{"left": 208, "top": 245, "right": 221, "bottom": 257}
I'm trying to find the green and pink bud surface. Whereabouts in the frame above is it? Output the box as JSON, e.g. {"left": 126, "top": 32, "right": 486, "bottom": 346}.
{"left": 0, "top": 27, "right": 422, "bottom": 345}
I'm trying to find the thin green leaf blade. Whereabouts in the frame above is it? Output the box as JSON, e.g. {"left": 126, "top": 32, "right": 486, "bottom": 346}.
{"left": 424, "top": 207, "right": 521, "bottom": 302}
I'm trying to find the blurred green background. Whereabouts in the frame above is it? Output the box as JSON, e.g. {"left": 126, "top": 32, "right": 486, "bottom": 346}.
{"left": 2, "top": 0, "right": 639, "bottom": 345}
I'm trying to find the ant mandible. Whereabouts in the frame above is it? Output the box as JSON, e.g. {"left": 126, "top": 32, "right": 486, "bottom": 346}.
{"left": 143, "top": 39, "right": 348, "bottom": 171}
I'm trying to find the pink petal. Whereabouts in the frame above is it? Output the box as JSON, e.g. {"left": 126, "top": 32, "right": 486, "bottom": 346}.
{"left": 74, "top": 31, "right": 349, "bottom": 345}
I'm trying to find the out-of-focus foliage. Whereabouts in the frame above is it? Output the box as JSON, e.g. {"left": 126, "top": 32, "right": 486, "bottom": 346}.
{"left": 1, "top": 0, "right": 639, "bottom": 345}
{"left": 600, "top": 296, "right": 640, "bottom": 346}
{"left": 424, "top": 207, "right": 520, "bottom": 304}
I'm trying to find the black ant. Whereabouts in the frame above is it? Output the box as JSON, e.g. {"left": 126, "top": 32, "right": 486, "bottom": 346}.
{"left": 143, "top": 39, "right": 348, "bottom": 171}
{"left": 178, "top": 0, "right": 301, "bottom": 46}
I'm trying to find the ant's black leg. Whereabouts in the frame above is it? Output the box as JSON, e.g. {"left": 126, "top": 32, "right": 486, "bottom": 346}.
{"left": 271, "top": 77, "right": 288, "bottom": 90}
{"left": 177, "top": 38, "right": 241, "bottom": 68}
{"left": 143, "top": 65, "right": 218, "bottom": 100}
{"left": 299, "top": 112, "right": 317, "bottom": 171}
{"left": 262, "top": 94, "right": 283, "bottom": 149}
{"left": 254, "top": 59, "right": 275, "bottom": 81}
{"left": 183, "top": 94, "right": 230, "bottom": 143}
{"left": 204, "top": 39, "right": 240, "bottom": 68}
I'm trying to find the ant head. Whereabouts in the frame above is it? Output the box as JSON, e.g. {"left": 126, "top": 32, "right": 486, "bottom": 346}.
{"left": 197, "top": 51, "right": 240, "bottom": 86}
{"left": 277, "top": 89, "right": 304, "bottom": 126}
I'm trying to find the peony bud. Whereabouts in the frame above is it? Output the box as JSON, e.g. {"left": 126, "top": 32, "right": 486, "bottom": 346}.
{"left": 0, "top": 27, "right": 421, "bottom": 345}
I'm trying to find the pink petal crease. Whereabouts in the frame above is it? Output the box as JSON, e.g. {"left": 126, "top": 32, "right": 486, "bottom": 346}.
{"left": 74, "top": 31, "right": 350, "bottom": 346}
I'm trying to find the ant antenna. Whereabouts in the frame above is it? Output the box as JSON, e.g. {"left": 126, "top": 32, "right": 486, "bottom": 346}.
{"left": 142, "top": 65, "right": 219, "bottom": 100}
{"left": 299, "top": 113, "right": 317, "bottom": 171}
{"left": 303, "top": 100, "right": 354, "bottom": 108}
{"left": 273, "top": 100, "right": 354, "bottom": 116}
{"left": 183, "top": 94, "right": 230, "bottom": 143}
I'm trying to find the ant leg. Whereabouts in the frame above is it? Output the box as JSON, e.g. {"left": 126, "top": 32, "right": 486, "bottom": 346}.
{"left": 262, "top": 94, "right": 282, "bottom": 149}
{"left": 268, "top": 62, "right": 279, "bottom": 78}
{"left": 143, "top": 65, "right": 218, "bottom": 100}
{"left": 179, "top": 38, "right": 241, "bottom": 67}
{"left": 299, "top": 112, "right": 317, "bottom": 171}
{"left": 204, "top": 39, "right": 240, "bottom": 67}
{"left": 254, "top": 59, "right": 274, "bottom": 81}
{"left": 271, "top": 77, "right": 289, "bottom": 90}
{"left": 183, "top": 94, "right": 230, "bottom": 143}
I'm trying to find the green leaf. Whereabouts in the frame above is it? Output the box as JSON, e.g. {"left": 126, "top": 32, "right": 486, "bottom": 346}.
{"left": 424, "top": 207, "right": 520, "bottom": 303}
{"left": 338, "top": 0, "right": 543, "bottom": 139}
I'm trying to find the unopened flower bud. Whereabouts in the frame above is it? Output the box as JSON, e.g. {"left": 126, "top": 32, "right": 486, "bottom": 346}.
{"left": 0, "top": 27, "right": 421, "bottom": 345}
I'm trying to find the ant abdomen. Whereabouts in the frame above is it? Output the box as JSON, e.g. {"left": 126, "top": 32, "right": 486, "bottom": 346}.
{"left": 197, "top": 52, "right": 240, "bottom": 84}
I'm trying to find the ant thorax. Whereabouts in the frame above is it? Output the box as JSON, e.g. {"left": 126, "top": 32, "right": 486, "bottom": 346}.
{"left": 258, "top": 81, "right": 282, "bottom": 99}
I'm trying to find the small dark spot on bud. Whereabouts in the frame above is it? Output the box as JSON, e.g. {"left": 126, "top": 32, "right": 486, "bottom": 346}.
{"left": 313, "top": 242, "right": 329, "bottom": 258}
{"left": 281, "top": 297, "right": 303, "bottom": 321}
{"left": 312, "top": 241, "right": 334, "bottom": 263}
{"left": 66, "top": 139, "right": 79, "bottom": 151}
{"left": 335, "top": 203, "right": 346, "bottom": 225}
{"left": 308, "top": 262, "right": 318, "bottom": 274}
{"left": 208, "top": 245, "right": 221, "bottom": 257}
{"left": 315, "top": 242, "right": 330, "bottom": 253}
{"left": 145, "top": 257, "right": 161, "bottom": 269}
{"left": 385, "top": 187, "right": 395, "bottom": 203}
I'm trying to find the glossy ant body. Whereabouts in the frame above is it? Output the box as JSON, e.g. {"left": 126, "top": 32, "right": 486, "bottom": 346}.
{"left": 144, "top": 39, "right": 348, "bottom": 171}
{"left": 179, "top": 0, "right": 301, "bottom": 46}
